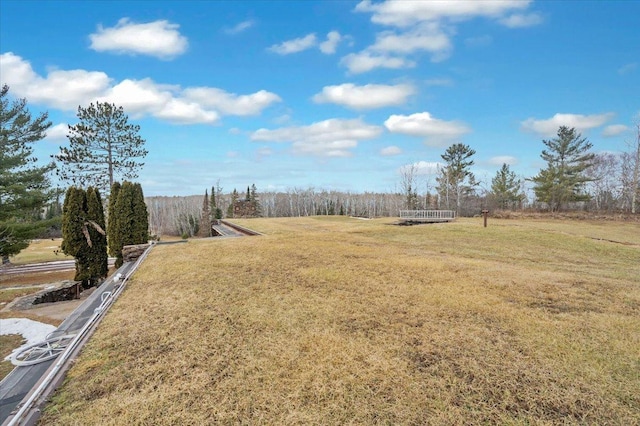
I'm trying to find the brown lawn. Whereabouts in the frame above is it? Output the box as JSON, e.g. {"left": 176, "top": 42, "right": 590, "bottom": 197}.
{"left": 41, "top": 217, "right": 640, "bottom": 425}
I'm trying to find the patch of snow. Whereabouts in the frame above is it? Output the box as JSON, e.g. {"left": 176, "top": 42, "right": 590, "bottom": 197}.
{"left": 0, "top": 318, "right": 57, "bottom": 361}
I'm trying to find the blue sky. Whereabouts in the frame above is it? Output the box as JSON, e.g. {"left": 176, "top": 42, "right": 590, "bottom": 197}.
{"left": 1, "top": 0, "right": 638, "bottom": 196}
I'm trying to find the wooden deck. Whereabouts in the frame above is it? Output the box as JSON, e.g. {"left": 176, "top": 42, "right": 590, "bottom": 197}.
{"left": 399, "top": 210, "right": 456, "bottom": 223}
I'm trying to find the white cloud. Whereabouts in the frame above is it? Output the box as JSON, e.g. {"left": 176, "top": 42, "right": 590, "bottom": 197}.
{"left": 224, "top": 20, "right": 254, "bottom": 35}
{"left": 34, "top": 70, "right": 113, "bottom": 109}
{"left": 342, "top": 22, "right": 453, "bottom": 70}
{"left": 384, "top": 112, "right": 471, "bottom": 146}
{"left": 0, "top": 52, "right": 278, "bottom": 125}
{"left": 380, "top": 145, "right": 402, "bottom": 156}
{"left": 183, "top": 87, "right": 281, "bottom": 116}
{"left": 97, "top": 78, "right": 219, "bottom": 124}
{"left": 370, "top": 23, "right": 453, "bottom": 61}
{"left": 154, "top": 98, "right": 220, "bottom": 125}
{"left": 399, "top": 161, "right": 442, "bottom": 176}
{"left": 0, "top": 52, "right": 111, "bottom": 110}
{"left": 312, "top": 83, "right": 415, "bottom": 110}
{"left": 250, "top": 118, "right": 383, "bottom": 157}
{"left": 355, "top": 0, "right": 531, "bottom": 27}
{"left": 45, "top": 123, "right": 69, "bottom": 141}
{"left": 319, "top": 31, "right": 343, "bottom": 54}
{"left": 268, "top": 33, "right": 317, "bottom": 55}
{"left": 89, "top": 18, "right": 188, "bottom": 59}
{"left": 487, "top": 155, "right": 518, "bottom": 166}
{"left": 341, "top": 51, "right": 415, "bottom": 74}
{"left": 499, "top": 13, "right": 543, "bottom": 28}
{"left": 602, "top": 124, "right": 630, "bottom": 137}
{"left": 521, "top": 113, "right": 615, "bottom": 137}
{"left": 351, "top": 0, "right": 538, "bottom": 73}
{"left": 98, "top": 78, "right": 174, "bottom": 116}
{"left": 269, "top": 31, "right": 347, "bottom": 56}
{"left": 273, "top": 114, "right": 292, "bottom": 125}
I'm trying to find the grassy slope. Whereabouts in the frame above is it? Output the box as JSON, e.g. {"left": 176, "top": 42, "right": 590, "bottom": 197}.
{"left": 0, "top": 271, "right": 75, "bottom": 290}
{"left": 8, "top": 238, "right": 72, "bottom": 265}
{"left": 0, "top": 334, "right": 25, "bottom": 380}
{"left": 42, "top": 217, "right": 640, "bottom": 425}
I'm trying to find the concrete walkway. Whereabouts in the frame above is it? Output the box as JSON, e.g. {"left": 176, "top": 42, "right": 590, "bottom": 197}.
{"left": 0, "top": 261, "right": 135, "bottom": 424}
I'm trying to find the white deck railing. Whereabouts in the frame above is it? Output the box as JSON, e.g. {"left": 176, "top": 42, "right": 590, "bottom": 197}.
{"left": 399, "top": 210, "right": 456, "bottom": 221}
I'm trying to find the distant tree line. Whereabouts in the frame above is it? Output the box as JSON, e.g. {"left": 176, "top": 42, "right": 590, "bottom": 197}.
{"left": 145, "top": 125, "right": 639, "bottom": 237}
{"left": 3, "top": 83, "right": 639, "bottom": 251}
{"left": 399, "top": 125, "right": 639, "bottom": 215}
{"left": 148, "top": 189, "right": 419, "bottom": 236}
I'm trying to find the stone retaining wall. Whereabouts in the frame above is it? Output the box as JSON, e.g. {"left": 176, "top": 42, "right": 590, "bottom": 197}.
{"left": 33, "top": 282, "right": 81, "bottom": 304}
{"left": 122, "top": 243, "right": 150, "bottom": 262}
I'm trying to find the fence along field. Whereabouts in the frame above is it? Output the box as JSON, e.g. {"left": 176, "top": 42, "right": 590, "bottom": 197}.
{"left": 41, "top": 216, "right": 640, "bottom": 424}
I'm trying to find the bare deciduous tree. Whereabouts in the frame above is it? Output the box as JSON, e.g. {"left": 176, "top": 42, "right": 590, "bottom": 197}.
{"left": 629, "top": 123, "right": 640, "bottom": 213}
{"left": 585, "top": 153, "right": 622, "bottom": 212}
{"left": 399, "top": 163, "right": 418, "bottom": 210}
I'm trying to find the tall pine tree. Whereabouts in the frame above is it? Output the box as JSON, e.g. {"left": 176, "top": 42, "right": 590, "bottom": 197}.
{"left": 55, "top": 102, "right": 147, "bottom": 193}
{"left": 530, "top": 126, "right": 595, "bottom": 211}
{"left": 109, "top": 181, "right": 149, "bottom": 267}
{"left": 199, "top": 189, "right": 211, "bottom": 237}
{"left": 227, "top": 189, "right": 239, "bottom": 218}
{"left": 490, "top": 164, "right": 524, "bottom": 210}
{"left": 1, "top": 85, "right": 55, "bottom": 261}
{"left": 214, "top": 181, "right": 224, "bottom": 219}
{"left": 209, "top": 185, "right": 223, "bottom": 221}
{"left": 107, "top": 181, "right": 121, "bottom": 257}
{"left": 85, "top": 187, "right": 108, "bottom": 286}
{"left": 111, "top": 182, "right": 133, "bottom": 267}
{"left": 436, "top": 143, "right": 477, "bottom": 212}
{"left": 250, "top": 184, "right": 262, "bottom": 217}
{"left": 61, "top": 187, "right": 107, "bottom": 288}
{"left": 132, "top": 183, "right": 149, "bottom": 243}
{"left": 61, "top": 187, "right": 87, "bottom": 270}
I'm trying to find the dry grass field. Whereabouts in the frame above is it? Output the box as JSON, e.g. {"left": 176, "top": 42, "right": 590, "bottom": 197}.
{"left": 0, "top": 270, "right": 74, "bottom": 288}
{"left": 8, "top": 238, "right": 72, "bottom": 265}
{"left": 42, "top": 217, "right": 639, "bottom": 425}
{"left": 0, "top": 334, "right": 24, "bottom": 379}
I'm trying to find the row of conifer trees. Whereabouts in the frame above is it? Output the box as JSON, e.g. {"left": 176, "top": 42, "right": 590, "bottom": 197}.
{"left": 61, "top": 181, "right": 148, "bottom": 288}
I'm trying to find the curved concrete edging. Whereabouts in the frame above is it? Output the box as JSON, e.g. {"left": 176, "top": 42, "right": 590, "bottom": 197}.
{"left": 219, "top": 220, "right": 262, "bottom": 236}
{"left": 2, "top": 245, "right": 153, "bottom": 426}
